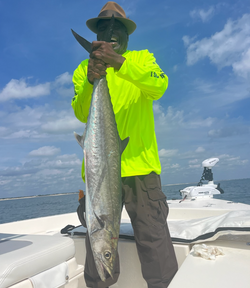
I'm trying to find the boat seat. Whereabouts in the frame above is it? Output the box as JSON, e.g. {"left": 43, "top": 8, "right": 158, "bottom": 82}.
{"left": 0, "top": 233, "right": 84, "bottom": 288}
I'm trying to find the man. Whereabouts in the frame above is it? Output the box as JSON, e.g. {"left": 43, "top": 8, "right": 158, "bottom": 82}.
{"left": 71, "top": 2, "right": 178, "bottom": 288}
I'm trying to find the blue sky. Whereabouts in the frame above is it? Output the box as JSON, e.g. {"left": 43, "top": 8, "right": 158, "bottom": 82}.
{"left": 0, "top": 0, "right": 250, "bottom": 198}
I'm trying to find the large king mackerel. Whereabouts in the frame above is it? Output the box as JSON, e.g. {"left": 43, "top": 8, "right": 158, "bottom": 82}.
{"left": 72, "top": 18, "right": 129, "bottom": 281}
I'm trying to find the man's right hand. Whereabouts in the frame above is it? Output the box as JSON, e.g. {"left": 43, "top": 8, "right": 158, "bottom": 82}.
{"left": 87, "top": 57, "right": 107, "bottom": 84}
{"left": 87, "top": 41, "right": 125, "bottom": 84}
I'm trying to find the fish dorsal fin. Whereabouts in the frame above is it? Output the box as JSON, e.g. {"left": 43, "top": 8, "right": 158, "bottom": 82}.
{"left": 74, "top": 130, "right": 86, "bottom": 148}
{"left": 103, "top": 14, "right": 115, "bottom": 43}
{"left": 120, "top": 137, "right": 129, "bottom": 155}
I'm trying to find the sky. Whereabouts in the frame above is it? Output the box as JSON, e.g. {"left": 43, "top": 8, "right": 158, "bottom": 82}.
{"left": 0, "top": 0, "right": 250, "bottom": 198}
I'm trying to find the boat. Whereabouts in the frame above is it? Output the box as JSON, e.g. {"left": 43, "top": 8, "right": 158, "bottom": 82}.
{"left": 1, "top": 158, "right": 250, "bottom": 288}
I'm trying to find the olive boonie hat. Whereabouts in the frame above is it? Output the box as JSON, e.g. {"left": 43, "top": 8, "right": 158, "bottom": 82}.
{"left": 86, "top": 1, "right": 136, "bottom": 35}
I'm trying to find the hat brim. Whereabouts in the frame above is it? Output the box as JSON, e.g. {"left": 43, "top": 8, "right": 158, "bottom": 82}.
{"left": 86, "top": 16, "right": 136, "bottom": 35}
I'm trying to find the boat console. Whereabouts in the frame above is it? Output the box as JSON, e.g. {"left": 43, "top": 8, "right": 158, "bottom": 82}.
{"left": 180, "top": 158, "right": 224, "bottom": 200}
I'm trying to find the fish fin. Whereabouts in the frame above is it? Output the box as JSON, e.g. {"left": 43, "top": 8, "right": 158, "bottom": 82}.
{"left": 103, "top": 14, "right": 115, "bottom": 43}
{"left": 94, "top": 212, "right": 105, "bottom": 229}
{"left": 74, "top": 130, "right": 86, "bottom": 148}
{"left": 120, "top": 137, "right": 129, "bottom": 155}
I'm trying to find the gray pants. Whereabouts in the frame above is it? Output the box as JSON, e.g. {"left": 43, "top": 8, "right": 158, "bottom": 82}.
{"left": 84, "top": 172, "right": 178, "bottom": 288}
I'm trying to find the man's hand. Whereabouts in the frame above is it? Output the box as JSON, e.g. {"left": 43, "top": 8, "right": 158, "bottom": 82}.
{"left": 87, "top": 58, "right": 107, "bottom": 84}
{"left": 87, "top": 41, "right": 125, "bottom": 84}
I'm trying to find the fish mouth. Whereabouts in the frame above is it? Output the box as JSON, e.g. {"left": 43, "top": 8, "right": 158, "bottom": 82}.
{"left": 95, "top": 255, "right": 114, "bottom": 282}
{"left": 96, "top": 261, "right": 106, "bottom": 282}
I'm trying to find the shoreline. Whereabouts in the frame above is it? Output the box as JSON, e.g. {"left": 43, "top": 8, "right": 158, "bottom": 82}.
{"left": 1, "top": 178, "right": 249, "bottom": 202}
{"left": 0, "top": 192, "right": 79, "bottom": 202}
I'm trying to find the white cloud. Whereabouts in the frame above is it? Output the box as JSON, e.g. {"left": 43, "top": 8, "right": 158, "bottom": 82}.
{"left": 39, "top": 155, "right": 82, "bottom": 169}
{"left": 232, "top": 48, "right": 250, "bottom": 78}
{"left": 0, "top": 72, "right": 73, "bottom": 102}
{"left": 0, "top": 127, "right": 8, "bottom": 137}
{"left": 0, "top": 105, "right": 83, "bottom": 140}
{"left": 41, "top": 115, "right": 84, "bottom": 134}
{"left": 171, "top": 163, "right": 180, "bottom": 169}
{"left": 154, "top": 103, "right": 215, "bottom": 131}
{"left": 0, "top": 154, "right": 81, "bottom": 178}
{"left": 5, "top": 129, "right": 39, "bottom": 139}
{"left": 54, "top": 72, "right": 73, "bottom": 97}
{"left": 189, "top": 77, "right": 250, "bottom": 107}
{"left": 0, "top": 153, "right": 83, "bottom": 197}
{"left": 216, "top": 154, "right": 249, "bottom": 167}
{"left": 0, "top": 179, "right": 11, "bottom": 186}
{"left": 190, "top": 6, "right": 215, "bottom": 22}
{"left": 189, "top": 164, "right": 200, "bottom": 168}
{"left": 208, "top": 124, "right": 250, "bottom": 139}
{"left": 189, "top": 159, "right": 198, "bottom": 164}
{"left": 184, "top": 14, "right": 250, "bottom": 78}
{"left": 29, "top": 146, "right": 61, "bottom": 157}
{"left": 37, "top": 169, "right": 62, "bottom": 176}
{"left": 173, "top": 65, "right": 178, "bottom": 72}
{"left": 0, "top": 79, "right": 50, "bottom": 102}
{"left": 217, "top": 154, "right": 230, "bottom": 159}
{"left": 54, "top": 72, "right": 72, "bottom": 86}
{"left": 159, "top": 149, "right": 178, "bottom": 157}
{"left": 183, "top": 35, "right": 196, "bottom": 47}
{"left": 153, "top": 104, "right": 184, "bottom": 131}
{"left": 7, "top": 105, "right": 44, "bottom": 127}
{"left": 196, "top": 147, "right": 205, "bottom": 153}
{"left": 188, "top": 117, "right": 214, "bottom": 128}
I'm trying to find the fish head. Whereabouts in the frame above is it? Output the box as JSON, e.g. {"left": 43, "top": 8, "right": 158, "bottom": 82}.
{"left": 91, "top": 228, "right": 118, "bottom": 281}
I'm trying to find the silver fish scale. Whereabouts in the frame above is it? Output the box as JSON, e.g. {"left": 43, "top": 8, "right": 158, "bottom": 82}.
{"left": 85, "top": 77, "right": 121, "bottom": 220}
{"left": 83, "top": 76, "right": 122, "bottom": 279}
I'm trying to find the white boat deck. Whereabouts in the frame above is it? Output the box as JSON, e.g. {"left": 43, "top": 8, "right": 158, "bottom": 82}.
{"left": 0, "top": 198, "right": 250, "bottom": 288}
{"left": 169, "top": 241, "right": 250, "bottom": 288}
{"left": 167, "top": 197, "right": 250, "bottom": 219}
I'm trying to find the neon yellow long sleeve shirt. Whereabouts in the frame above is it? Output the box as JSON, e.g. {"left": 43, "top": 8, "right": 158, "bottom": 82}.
{"left": 71, "top": 49, "right": 168, "bottom": 179}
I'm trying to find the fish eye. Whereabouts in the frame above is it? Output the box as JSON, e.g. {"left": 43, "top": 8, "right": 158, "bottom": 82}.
{"left": 104, "top": 251, "right": 111, "bottom": 260}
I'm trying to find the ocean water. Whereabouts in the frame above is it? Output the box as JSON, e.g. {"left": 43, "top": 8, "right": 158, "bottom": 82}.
{"left": 0, "top": 178, "right": 249, "bottom": 225}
